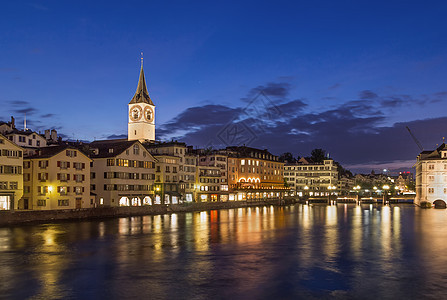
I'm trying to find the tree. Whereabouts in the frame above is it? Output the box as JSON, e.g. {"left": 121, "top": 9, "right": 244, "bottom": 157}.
{"left": 310, "top": 148, "right": 326, "bottom": 163}
{"left": 279, "top": 152, "right": 296, "bottom": 163}
{"left": 335, "top": 162, "right": 353, "bottom": 178}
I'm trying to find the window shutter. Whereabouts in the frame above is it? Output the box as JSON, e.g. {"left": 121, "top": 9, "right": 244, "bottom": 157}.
{"left": 67, "top": 162, "right": 70, "bottom": 168}
{"left": 67, "top": 187, "right": 70, "bottom": 193}
{"left": 82, "top": 175, "right": 85, "bottom": 181}
{"left": 57, "top": 173, "right": 60, "bottom": 180}
{"left": 82, "top": 187, "right": 85, "bottom": 192}
{"left": 67, "top": 174, "right": 70, "bottom": 180}
{"left": 38, "top": 173, "right": 41, "bottom": 180}
{"left": 57, "top": 161, "right": 61, "bottom": 167}
{"left": 82, "top": 163, "right": 85, "bottom": 169}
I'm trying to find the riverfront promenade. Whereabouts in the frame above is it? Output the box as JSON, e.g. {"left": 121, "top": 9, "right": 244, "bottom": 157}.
{"left": 0, "top": 198, "right": 297, "bottom": 226}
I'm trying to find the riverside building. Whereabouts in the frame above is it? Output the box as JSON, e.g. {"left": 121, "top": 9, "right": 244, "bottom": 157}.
{"left": 0, "top": 133, "right": 23, "bottom": 210}
{"left": 284, "top": 158, "right": 338, "bottom": 197}
{"left": 89, "top": 140, "right": 156, "bottom": 207}
{"left": 226, "top": 146, "right": 287, "bottom": 201}
{"left": 145, "top": 142, "right": 190, "bottom": 204}
{"left": 23, "top": 145, "right": 91, "bottom": 210}
{"left": 415, "top": 143, "right": 447, "bottom": 207}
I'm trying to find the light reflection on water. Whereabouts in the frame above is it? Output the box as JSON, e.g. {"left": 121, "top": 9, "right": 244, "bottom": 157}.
{"left": 0, "top": 204, "right": 447, "bottom": 299}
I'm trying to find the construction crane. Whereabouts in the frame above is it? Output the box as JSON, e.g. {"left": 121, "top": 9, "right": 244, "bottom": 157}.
{"left": 406, "top": 126, "right": 424, "bottom": 151}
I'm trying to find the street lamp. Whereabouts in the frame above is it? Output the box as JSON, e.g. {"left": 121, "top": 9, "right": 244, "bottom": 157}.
{"left": 382, "top": 185, "right": 390, "bottom": 205}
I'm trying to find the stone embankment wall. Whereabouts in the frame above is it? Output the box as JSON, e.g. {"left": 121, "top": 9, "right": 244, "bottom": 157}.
{"left": 0, "top": 198, "right": 297, "bottom": 226}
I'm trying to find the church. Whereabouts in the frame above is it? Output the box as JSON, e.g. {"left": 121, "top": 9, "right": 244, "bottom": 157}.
{"left": 127, "top": 59, "right": 156, "bottom": 142}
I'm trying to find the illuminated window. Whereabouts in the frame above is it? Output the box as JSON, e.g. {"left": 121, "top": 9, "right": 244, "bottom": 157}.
{"left": 241, "top": 159, "right": 245, "bottom": 165}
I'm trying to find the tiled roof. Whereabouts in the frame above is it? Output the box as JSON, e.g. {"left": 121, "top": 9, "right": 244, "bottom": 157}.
{"left": 89, "top": 139, "right": 136, "bottom": 158}
{"left": 26, "top": 145, "right": 74, "bottom": 159}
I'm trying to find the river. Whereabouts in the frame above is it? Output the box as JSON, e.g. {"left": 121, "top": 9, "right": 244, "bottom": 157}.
{"left": 0, "top": 204, "right": 446, "bottom": 299}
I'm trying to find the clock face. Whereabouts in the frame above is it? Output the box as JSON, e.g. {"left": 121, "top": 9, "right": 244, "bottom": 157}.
{"left": 129, "top": 105, "right": 143, "bottom": 121}
{"left": 144, "top": 106, "right": 154, "bottom": 122}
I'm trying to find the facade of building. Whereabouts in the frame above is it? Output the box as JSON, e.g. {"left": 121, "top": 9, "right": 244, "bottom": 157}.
{"left": 198, "top": 150, "right": 229, "bottom": 201}
{"left": 146, "top": 142, "right": 188, "bottom": 204}
{"left": 284, "top": 158, "right": 338, "bottom": 197}
{"left": 0, "top": 134, "right": 23, "bottom": 210}
{"left": 415, "top": 143, "right": 447, "bottom": 206}
{"left": 89, "top": 140, "right": 156, "bottom": 207}
{"left": 128, "top": 63, "right": 156, "bottom": 142}
{"left": 183, "top": 150, "right": 198, "bottom": 202}
{"left": 226, "top": 146, "right": 287, "bottom": 201}
{"left": 197, "top": 165, "right": 222, "bottom": 202}
{"left": 22, "top": 145, "right": 91, "bottom": 210}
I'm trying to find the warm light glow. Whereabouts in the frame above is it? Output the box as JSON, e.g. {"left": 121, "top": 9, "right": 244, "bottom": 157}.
{"left": 373, "top": 186, "right": 377, "bottom": 190}
{"left": 48, "top": 186, "right": 53, "bottom": 192}
{"left": 383, "top": 185, "right": 390, "bottom": 190}
{"left": 304, "top": 186, "right": 309, "bottom": 190}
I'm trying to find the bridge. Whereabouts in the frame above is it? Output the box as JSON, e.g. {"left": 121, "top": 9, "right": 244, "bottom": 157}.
{"left": 303, "top": 195, "right": 415, "bottom": 205}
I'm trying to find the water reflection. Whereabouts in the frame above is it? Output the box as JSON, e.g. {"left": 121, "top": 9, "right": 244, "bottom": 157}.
{"left": 0, "top": 205, "right": 446, "bottom": 299}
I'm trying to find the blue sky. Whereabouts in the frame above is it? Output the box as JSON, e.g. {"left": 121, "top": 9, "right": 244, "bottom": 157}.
{"left": 1, "top": 1, "right": 447, "bottom": 172}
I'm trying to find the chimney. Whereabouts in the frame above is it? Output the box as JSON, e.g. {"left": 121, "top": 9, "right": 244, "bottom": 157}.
{"left": 10, "top": 116, "right": 15, "bottom": 129}
{"left": 51, "top": 129, "right": 57, "bottom": 142}
{"left": 45, "top": 130, "right": 50, "bottom": 140}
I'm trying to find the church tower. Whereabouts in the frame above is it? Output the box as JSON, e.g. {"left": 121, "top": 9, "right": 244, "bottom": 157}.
{"left": 128, "top": 58, "right": 155, "bottom": 142}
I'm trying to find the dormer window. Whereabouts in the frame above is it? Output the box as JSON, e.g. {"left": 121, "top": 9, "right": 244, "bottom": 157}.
{"left": 109, "top": 149, "right": 114, "bottom": 154}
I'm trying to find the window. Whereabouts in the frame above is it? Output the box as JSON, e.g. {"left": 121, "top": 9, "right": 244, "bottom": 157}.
{"left": 58, "top": 199, "right": 69, "bottom": 206}
{"left": 133, "top": 144, "right": 140, "bottom": 155}
{"left": 37, "top": 200, "right": 46, "bottom": 206}
{"left": 107, "top": 159, "right": 115, "bottom": 166}
{"left": 429, "top": 164, "right": 435, "bottom": 170}
{"left": 58, "top": 186, "right": 68, "bottom": 195}
{"left": 0, "top": 182, "right": 7, "bottom": 189}
{"left": 428, "top": 188, "right": 434, "bottom": 194}
{"left": 57, "top": 161, "right": 70, "bottom": 169}
{"left": 429, "top": 176, "right": 435, "bottom": 181}
{"left": 241, "top": 159, "right": 245, "bottom": 165}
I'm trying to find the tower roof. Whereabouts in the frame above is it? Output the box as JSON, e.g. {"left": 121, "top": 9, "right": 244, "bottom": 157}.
{"left": 129, "top": 65, "right": 154, "bottom": 105}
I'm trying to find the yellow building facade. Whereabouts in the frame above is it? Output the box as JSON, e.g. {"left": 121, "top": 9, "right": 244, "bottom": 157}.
{"left": 0, "top": 134, "right": 23, "bottom": 210}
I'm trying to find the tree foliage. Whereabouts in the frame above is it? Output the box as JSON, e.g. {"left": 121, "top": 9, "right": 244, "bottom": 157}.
{"left": 279, "top": 152, "right": 297, "bottom": 163}
{"left": 310, "top": 148, "right": 326, "bottom": 163}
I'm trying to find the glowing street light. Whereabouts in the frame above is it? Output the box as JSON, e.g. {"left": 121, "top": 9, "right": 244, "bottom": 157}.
{"left": 382, "top": 185, "right": 390, "bottom": 205}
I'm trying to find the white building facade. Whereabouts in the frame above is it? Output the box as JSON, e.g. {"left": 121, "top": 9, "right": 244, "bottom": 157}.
{"left": 415, "top": 144, "right": 447, "bottom": 207}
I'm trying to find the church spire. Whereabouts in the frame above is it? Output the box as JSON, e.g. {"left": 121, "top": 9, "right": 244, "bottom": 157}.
{"left": 129, "top": 54, "right": 154, "bottom": 105}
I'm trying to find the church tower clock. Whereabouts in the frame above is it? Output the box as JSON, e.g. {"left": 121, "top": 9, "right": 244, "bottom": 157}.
{"left": 128, "top": 57, "right": 155, "bottom": 142}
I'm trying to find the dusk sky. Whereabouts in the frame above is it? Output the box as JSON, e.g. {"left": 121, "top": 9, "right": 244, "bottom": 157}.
{"left": 2, "top": 1, "right": 447, "bottom": 173}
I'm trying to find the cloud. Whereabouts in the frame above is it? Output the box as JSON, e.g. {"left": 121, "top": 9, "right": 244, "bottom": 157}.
{"left": 359, "top": 90, "right": 378, "bottom": 100}
{"left": 8, "top": 100, "right": 29, "bottom": 105}
{"left": 241, "top": 82, "right": 292, "bottom": 102}
{"left": 158, "top": 104, "right": 242, "bottom": 138}
{"left": 328, "top": 83, "right": 341, "bottom": 90}
{"left": 13, "top": 107, "right": 38, "bottom": 115}
{"left": 156, "top": 81, "right": 447, "bottom": 172}
{"left": 41, "top": 113, "right": 55, "bottom": 118}
{"left": 107, "top": 134, "right": 127, "bottom": 139}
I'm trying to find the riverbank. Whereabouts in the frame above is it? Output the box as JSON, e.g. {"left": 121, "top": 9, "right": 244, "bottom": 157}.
{"left": 0, "top": 198, "right": 297, "bottom": 226}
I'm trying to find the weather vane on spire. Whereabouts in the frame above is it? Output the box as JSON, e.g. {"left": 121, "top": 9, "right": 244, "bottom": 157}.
{"left": 140, "top": 51, "right": 143, "bottom": 67}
